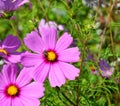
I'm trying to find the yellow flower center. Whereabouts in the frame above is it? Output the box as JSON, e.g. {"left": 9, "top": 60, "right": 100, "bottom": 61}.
{"left": 0, "top": 48, "right": 8, "bottom": 55}
{"left": 7, "top": 85, "right": 18, "bottom": 96}
{"left": 47, "top": 51, "right": 57, "bottom": 61}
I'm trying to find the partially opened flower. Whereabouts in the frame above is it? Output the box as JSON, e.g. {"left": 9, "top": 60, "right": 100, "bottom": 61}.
{"left": 99, "top": 60, "right": 114, "bottom": 78}
{"left": 0, "top": 64, "right": 44, "bottom": 106}
{"left": 0, "top": 35, "right": 21, "bottom": 63}
{"left": 0, "top": 0, "right": 29, "bottom": 12}
{"left": 21, "top": 23, "right": 80, "bottom": 87}
{"left": 39, "top": 19, "right": 64, "bottom": 31}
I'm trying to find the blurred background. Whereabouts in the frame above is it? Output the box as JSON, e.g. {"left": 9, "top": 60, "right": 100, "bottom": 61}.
{"left": 0, "top": 0, "right": 120, "bottom": 106}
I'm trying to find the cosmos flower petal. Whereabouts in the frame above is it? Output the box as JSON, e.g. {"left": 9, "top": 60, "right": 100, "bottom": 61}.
{"left": 2, "top": 64, "right": 18, "bottom": 83}
{"left": 24, "top": 31, "right": 45, "bottom": 53}
{"left": 13, "top": 0, "right": 29, "bottom": 10}
{"left": 0, "top": 73, "right": 6, "bottom": 89}
{"left": 58, "top": 25, "right": 64, "bottom": 30}
{"left": 39, "top": 19, "right": 57, "bottom": 29}
{"left": 58, "top": 62, "right": 80, "bottom": 80}
{"left": 39, "top": 27, "right": 57, "bottom": 50}
{"left": 2, "top": 35, "right": 21, "bottom": 53}
{"left": 16, "top": 68, "right": 33, "bottom": 87}
{"left": 102, "top": 68, "right": 114, "bottom": 77}
{"left": 0, "top": 2, "right": 4, "bottom": 10}
{"left": 21, "top": 52, "right": 44, "bottom": 67}
{"left": 20, "top": 96, "right": 40, "bottom": 106}
{"left": 58, "top": 47, "right": 80, "bottom": 62}
{"left": 99, "top": 60, "right": 110, "bottom": 70}
{"left": 55, "top": 32, "right": 73, "bottom": 52}
{"left": 0, "top": 93, "right": 4, "bottom": 100}
{"left": 0, "top": 96, "right": 11, "bottom": 106}
{"left": 0, "top": 1, "right": 13, "bottom": 11}
{"left": 39, "top": 19, "right": 63, "bottom": 31}
{"left": 5, "top": 53, "right": 21, "bottom": 63}
{"left": 99, "top": 60, "right": 114, "bottom": 77}
{"left": 12, "top": 97, "right": 24, "bottom": 106}
{"left": 33, "top": 62, "right": 50, "bottom": 82}
{"left": 39, "top": 19, "right": 46, "bottom": 27}
{"left": 21, "top": 82, "right": 44, "bottom": 98}
{"left": 0, "top": 0, "right": 29, "bottom": 11}
{"left": 48, "top": 63, "right": 66, "bottom": 87}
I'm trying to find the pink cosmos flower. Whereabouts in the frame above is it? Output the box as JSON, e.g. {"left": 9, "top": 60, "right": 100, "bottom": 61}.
{"left": 39, "top": 19, "right": 64, "bottom": 31}
{"left": 0, "top": 64, "right": 44, "bottom": 106}
{"left": 0, "top": 0, "right": 29, "bottom": 12}
{"left": 0, "top": 35, "right": 21, "bottom": 63}
{"left": 21, "top": 23, "right": 80, "bottom": 87}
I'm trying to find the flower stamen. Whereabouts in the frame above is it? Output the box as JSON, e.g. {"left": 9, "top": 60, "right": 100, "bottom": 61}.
{"left": 44, "top": 50, "right": 57, "bottom": 62}
{"left": 0, "top": 48, "right": 8, "bottom": 55}
{"left": 7, "top": 85, "right": 19, "bottom": 96}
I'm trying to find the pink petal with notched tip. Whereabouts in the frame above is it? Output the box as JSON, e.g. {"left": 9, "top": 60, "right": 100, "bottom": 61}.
{"left": 16, "top": 67, "right": 33, "bottom": 87}
{"left": 21, "top": 82, "right": 44, "bottom": 98}
{"left": 21, "top": 52, "right": 44, "bottom": 67}
{"left": 58, "top": 61, "right": 80, "bottom": 80}
{"left": 2, "top": 64, "right": 18, "bottom": 84}
{"left": 55, "top": 32, "right": 73, "bottom": 52}
{"left": 33, "top": 62, "right": 50, "bottom": 83}
{"left": 48, "top": 63, "right": 66, "bottom": 87}
{"left": 19, "top": 96, "right": 40, "bottom": 106}
{"left": 39, "top": 27, "right": 57, "bottom": 50}
{"left": 12, "top": 97, "right": 24, "bottom": 106}
{"left": 24, "top": 31, "right": 45, "bottom": 53}
{"left": 58, "top": 47, "right": 80, "bottom": 62}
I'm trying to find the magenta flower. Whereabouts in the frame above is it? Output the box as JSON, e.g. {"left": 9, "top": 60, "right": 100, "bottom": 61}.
{"left": 0, "top": 35, "right": 21, "bottom": 63}
{"left": 99, "top": 60, "right": 114, "bottom": 78}
{"left": 90, "top": 60, "right": 114, "bottom": 78}
{"left": 0, "top": 64, "right": 44, "bottom": 106}
{"left": 21, "top": 24, "right": 80, "bottom": 87}
{"left": 0, "top": 0, "right": 29, "bottom": 12}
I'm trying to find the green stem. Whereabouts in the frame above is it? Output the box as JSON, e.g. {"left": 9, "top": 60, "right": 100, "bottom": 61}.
{"left": 97, "top": 0, "right": 117, "bottom": 62}
{"left": 56, "top": 87, "right": 76, "bottom": 106}
{"left": 10, "top": 20, "right": 30, "bottom": 51}
{"left": 61, "top": 92, "right": 76, "bottom": 106}
{"left": 109, "top": 23, "right": 115, "bottom": 54}
{"left": 10, "top": 20, "right": 23, "bottom": 43}
{"left": 76, "top": 39, "right": 86, "bottom": 106}
{"left": 103, "top": 83, "right": 111, "bottom": 106}
{"left": 56, "top": 87, "right": 69, "bottom": 105}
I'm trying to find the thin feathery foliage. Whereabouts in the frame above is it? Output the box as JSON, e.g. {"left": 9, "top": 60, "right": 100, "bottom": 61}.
{"left": 0, "top": 0, "right": 120, "bottom": 106}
